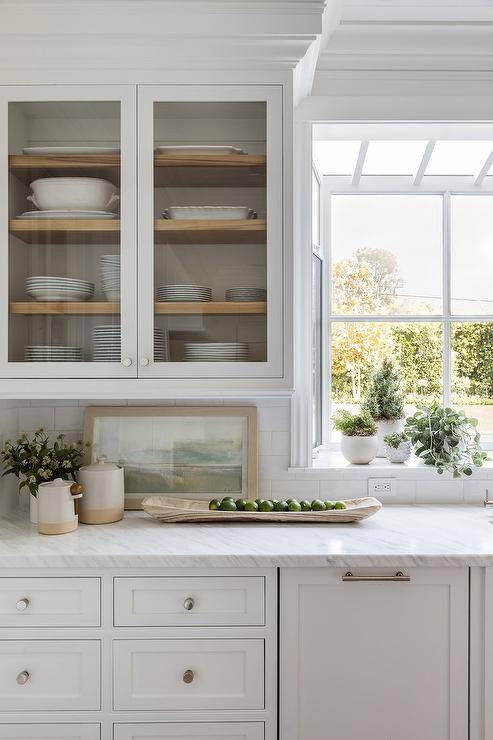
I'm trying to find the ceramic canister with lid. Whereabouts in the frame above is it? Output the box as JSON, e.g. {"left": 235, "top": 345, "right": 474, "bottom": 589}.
{"left": 77, "top": 456, "right": 124, "bottom": 524}
{"left": 37, "top": 478, "right": 83, "bottom": 535}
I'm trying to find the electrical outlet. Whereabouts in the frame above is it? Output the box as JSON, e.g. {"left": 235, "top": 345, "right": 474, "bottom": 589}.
{"left": 368, "top": 478, "right": 396, "bottom": 497}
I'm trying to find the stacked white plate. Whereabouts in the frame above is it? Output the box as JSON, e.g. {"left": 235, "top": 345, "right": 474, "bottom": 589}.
{"left": 24, "top": 345, "right": 83, "bottom": 362}
{"left": 23, "top": 147, "right": 120, "bottom": 155}
{"left": 17, "top": 210, "right": 118, "bottom": 220}
{"left": 183, "top": 342, "right": 249, "bottom": 362}
{"left": 225, "top": 287, "right": 267, "bottom": 302}
{"left": 26, "top": 276, "right": 94, "bottom": 302}
{"left": 155, "top": 145, "right": 246, "bottom": 155}
{"left": 100, "top": 255, "right": 120, "bottom": 301}
{"left": 156, "top": 284, "right": 212, "bottom": 302}
{"left": 92, "top": 325, "right": 169, "bottom": 362}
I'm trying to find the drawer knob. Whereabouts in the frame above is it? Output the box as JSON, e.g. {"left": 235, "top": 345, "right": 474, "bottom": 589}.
{"left": 183, "top": 669, "right": 195, "bottom": 684}
{"left": 16, "top": 671, "right": 30, "bottom": 685}
{"left": 183, "top": 597, "right": 195, "bottom": 611}
{"left": 16, "top": 598, "right": 30, "bottom": 611}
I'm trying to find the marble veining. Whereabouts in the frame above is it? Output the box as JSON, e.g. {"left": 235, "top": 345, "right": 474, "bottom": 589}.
{"left": 1, "top": 506, "right": 493, "bottom": 568}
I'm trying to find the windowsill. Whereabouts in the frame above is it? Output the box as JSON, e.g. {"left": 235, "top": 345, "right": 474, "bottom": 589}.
{"left": 288, "top": 451, "right": 493, "bottom": 479}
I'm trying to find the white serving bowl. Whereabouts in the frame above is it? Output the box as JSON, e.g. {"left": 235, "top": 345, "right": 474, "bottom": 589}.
{"left": 28, "top": 178, "right": 119, "bottom": 212}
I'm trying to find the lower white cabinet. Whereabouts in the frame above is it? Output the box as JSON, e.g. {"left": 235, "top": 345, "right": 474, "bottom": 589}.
{"left": 0, "top": 578, "right": 100, "bottom": 628}
{"left": 0, "top": 725, "right": 100, "bottom": 739}
{"left": 0, "top": 640, "right": 100, "bottom": 711}
{"left": 114, "top": 722, "right": 264, "bottom": 740}
{"left": 113, "top": 639, "right": 265, "bottom": 711}
{"left": 280, "top": 567, "right": 469, "bottom": 740}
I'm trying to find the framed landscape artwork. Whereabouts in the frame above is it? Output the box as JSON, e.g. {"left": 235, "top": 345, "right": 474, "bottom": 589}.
{"left": 83, "top": 406, "right": 257, "bottom": 509}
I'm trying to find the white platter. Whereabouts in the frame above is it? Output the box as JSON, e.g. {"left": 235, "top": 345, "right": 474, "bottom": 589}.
{"left": 163, "top": 206, "right": 253, "bottom": 220}
{"left": 18, "top": 210, "right": 118, "bottom": 220}
{"left": 155, "top": 145, "right": 245, "bottom": 156}
{"left": 23, "top": 146, "right": 120, "bottom": 155}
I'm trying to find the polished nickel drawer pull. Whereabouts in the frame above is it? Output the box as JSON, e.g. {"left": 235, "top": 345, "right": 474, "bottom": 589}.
{"left": 16, "top": 670, "right": 30, "bottom": 685}
{"left": 343, "top": 571, "right": 410, "bottom": 582}
{"left": 182, "top": 669, "right": 195, "bottom": 684}
{"left": 16, "top": 598, "right": 30, "bottom": 611}
{"left": 183, "top": 597, "right": 195, "bottom": 611}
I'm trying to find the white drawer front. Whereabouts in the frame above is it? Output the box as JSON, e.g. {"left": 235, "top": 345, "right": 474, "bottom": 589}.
{"left": 114, "top": 577, "right": 265, "bottom": 627}
{"left": 113, "top": 639, "right": 264, "bottom": 711}
{"left": 0, "top": 725, "right": 99, "bottom": 739}
{"left": 0, "top": 578, "right": 100, "bottom": 627}
{"left": 114, "top": 723, "right": 263, "bottom": 740}
{"left": 0, "top": 641, "right": 100, "bottom": 711}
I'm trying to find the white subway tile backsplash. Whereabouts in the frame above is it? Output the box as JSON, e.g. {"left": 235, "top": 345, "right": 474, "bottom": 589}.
{"left": 271, "top": 431, "right": 290, "bottom": 455}
{"left": 258, "top": 431, "right": 272, "bottom": 455}
{"left": 259, "top": 454, "right": 291, "bottom": 480}
{"left": 415, "top": 480, "right": 464, "bottom": 504}
{"left": 271, "top": 478, "right": 319, "bottom": 499}
{"left": 258, "top": 405, "right": 290, "bottom": 432}
{"left": 18, "top": 406, "right": 54, "bottom": 433}
{"left": 54, "top": 406, "right": 85, "bottom": 431}
{"left": 463, "top": 479, "right": 489, "bottom": 505}
{"left": 319, "top": 479, "right": 367, "bottom": 499}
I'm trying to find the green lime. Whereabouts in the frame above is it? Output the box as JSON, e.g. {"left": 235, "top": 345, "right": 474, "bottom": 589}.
{"left": 259, "top": 499, "right": 274, "bottom": 512}
{"left": 244, "top": 500, "right": 259, "bottom": 512}
{"left": 324, "top": 501, "right": 335, "bottom": 510}
{"left": 271, "top": 499, "right": 279, "bottom": 506}
{"left": 235, "top": 498, "right": 247, "bottom": 511}
{"left": 311, "top": 499, "right": 326, "bottom": 511}
{"left": 334, "top": 501, "right": 347, "bottom": 510}
{"left": 221, "top": 496, "right": 235, "bottom": 503}
{"left": 300, "top": 500, "right": 311, "bottom": 511}
{"left": 209, "top": 499, "right": 221, "bottom": 510}
{"left": 288, "top": 499, "right": 302, "bottom": 512}
{"left": 286, "top": 498, "right": 295, "bottom": 504}
{"left": 255, "top": 498, "right": 264, "bottom": 507}
{"left": 219, "top": 499, "right": 237, "bottom": 511}
{"left": 274, "top": 500, "right": 289, "bottom": 512}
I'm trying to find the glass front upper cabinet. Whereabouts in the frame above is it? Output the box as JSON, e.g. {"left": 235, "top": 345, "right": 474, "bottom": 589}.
{"left": 0, "top": 86, "right": 137, "bottom": 378}
{"left": 138, "top": 85, "right": 283, "bottom": 378}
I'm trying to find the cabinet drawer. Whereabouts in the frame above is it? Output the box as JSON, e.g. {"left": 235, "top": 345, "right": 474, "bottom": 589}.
{"left": 0, "top": 641, "right": 100, "bottom": 711}
{"left": 114, "top": 723, "right": 263, "bottom": 740}
{"left": 0, "top": 578, "right": 100, "bottom": 627}
{"left": 0, "top": 725, "right": 99, "bottom": 739}
{"left": 113, "top": 639, "right": 264, "bottom": 711}
{"left": 114, "top": 577, "right": 265, "bottom": 627}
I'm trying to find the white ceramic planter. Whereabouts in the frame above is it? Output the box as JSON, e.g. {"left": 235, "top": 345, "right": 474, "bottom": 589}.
{"left": 340, "top": 434, "right": 379, "bottom": 465}
{"left": 384, "top": 440, "right": 412, "bottom": 464}
{"left": 376, "top": 418, "right": 404, "bottom": 457}
{"left": 29, "top": 494, "right": 38, "bottom": 524}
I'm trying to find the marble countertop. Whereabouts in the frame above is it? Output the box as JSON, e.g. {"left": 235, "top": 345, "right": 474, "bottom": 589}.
{"left": 2, "top": 505, "right": 493, "bottom": 568}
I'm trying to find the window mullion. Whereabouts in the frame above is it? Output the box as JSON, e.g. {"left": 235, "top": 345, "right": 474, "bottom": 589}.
{"left": 443, "top": 192, "right": 452, "bottom": 407}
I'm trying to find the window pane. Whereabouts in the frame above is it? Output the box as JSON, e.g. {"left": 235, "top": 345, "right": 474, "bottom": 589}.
{"left": 451, "top": 196, "right": 493, "bottom": 315}
{"left": 452, "top": 322, "right": 493, "bottom": 434}
{"left": 426, "top": 141, "right": 493, "bottom": 175}
{"left": 312, "top": 171, "right": 320, "bottom": 248}
{"left": 363, "top": 140, "right": 427, "bottom": 175}
{"left": 312, "top": 254, "right": 323, "bottom": 447}
{"left": 331, "top": 321, "right": 443, "bottom": 439}
{"left": 312, "top": 140, "right": 360, "bottom": 175}
{"left": 331, "top": 195, "right": 442, "bottom": 315}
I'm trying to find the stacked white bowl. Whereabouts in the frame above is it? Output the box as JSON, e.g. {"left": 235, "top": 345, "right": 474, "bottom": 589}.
{"left": 100, "top": 255, "right": 120, "bottom": 301}
{"left": 225, "top": 287, "right": 267, "bottom": 302}
{"left": 26, "top": 177, "right": 119, "bottom": 217}
{"left": 183, "top": 342, "right": 249, "bottom": 362}
{"left": 92, "top": 325, "right": 169, "bottom": 362}
{"left": 26, "top": 276, "right": 94, "bottom": 302}
{"left": 156, "top": 284, "right": 212, "bottom": 302}
{"left": 24, "top": 346, "right": 83, "bottom": 362}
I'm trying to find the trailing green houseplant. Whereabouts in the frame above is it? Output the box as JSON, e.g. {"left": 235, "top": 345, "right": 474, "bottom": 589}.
{"left": 404, "top": 403, "right": 488, "bottom": 478}
{"left": 362, "top": 359, "right": 406, "bottom": 456}
{"left": 332, "top": 410, "right": 378, "bottom": 464}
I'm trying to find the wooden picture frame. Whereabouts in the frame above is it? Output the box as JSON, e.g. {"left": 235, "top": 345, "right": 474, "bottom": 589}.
{"left": 83, "top": 406, "right": 257, "bottom": 509}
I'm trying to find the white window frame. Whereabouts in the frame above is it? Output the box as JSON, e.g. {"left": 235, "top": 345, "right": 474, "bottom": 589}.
{"left": 319, "top": 179, "right": 493, "bottom": 451}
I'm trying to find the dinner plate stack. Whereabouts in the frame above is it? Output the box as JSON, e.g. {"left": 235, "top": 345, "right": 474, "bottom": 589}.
{"left": 100, "top": 255, "right": 121, "bottom": 301}
{"left": 24, "top": 346, "right": 83, "bottom": 362}
{"left": 225, "top": 287, "right": 267, "bottom": 302}
{"left": 183, "top": 342, "right": 249, "bottom": 362}
{"left": 92, "top": 325, "right": 169, "bottom": 362}
{"left": 26, "top": 276, "right": 94, "bottom": 302}
{"left": 156, "top": 285, "right": 212, "bottom": 302}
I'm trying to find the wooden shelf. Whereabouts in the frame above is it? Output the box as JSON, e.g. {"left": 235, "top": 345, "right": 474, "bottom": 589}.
{"left": 154, "top": 153, "right": 266, "bottom": 187}
{"left": 155, "top": 219, "right": 266, "bottom": 244}
{"left": 10, "top": 301, "right": 266, "bottom": 316}
{"left": 9, "top": 154, "right": 120, "bottom": 186}
{"left": 9, "top": 219, "right": 120, "bottom": 245}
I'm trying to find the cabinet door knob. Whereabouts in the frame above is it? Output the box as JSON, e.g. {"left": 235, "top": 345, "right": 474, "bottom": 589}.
{"left": 183, "top": 597, "right": 195, "bottom": 611}
{"left": 16, "top": 598, "right": 29, "bottom": 611}
{"left": 182, "top": 669, "right": 195, "bottom": 684}
{"left": 16, "top": 671, "right": 30, "bottom": 685}
{"left": 121, "top": 357, "right": 132, "bottom": 367}
{"left": 140, "top": 357, "right": 150, "bottom": 367}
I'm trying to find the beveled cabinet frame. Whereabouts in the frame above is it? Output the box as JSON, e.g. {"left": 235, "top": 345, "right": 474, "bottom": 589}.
{"left": 0, "top": 85, "right": 138, "bottom": 378}
{"left": 137, "top": 84, "right": 284, "bottom": 379}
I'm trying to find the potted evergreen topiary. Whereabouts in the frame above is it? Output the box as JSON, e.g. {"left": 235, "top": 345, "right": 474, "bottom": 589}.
{"left": 332, "top": 410, "right": 378, "bottom": 464}
{"left": 362, "top": 359, "right": 405, "bottom": 457}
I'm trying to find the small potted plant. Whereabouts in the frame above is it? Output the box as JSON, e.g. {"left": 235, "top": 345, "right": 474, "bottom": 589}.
{"left": 405, "top": 403, "right": 488, "bottom": 478}
{"left": 332, "top": 410, "right": 378, "bottom": 464}
{"left": 383, "top": 431, "right": 412, "bottom": 464}
{"left": 1, "top": 429, "right": 86, "bottom": 523}
{"left": 362, "top": 359, "right": 405, "bottom": 457}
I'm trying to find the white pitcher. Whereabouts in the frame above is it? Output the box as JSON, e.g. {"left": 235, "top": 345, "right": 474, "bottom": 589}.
{"left": 37, "top": 478, "right": 83, "bottom": 535}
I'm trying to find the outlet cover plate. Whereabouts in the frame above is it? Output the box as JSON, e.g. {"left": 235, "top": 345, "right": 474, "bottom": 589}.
{"left": 368, "top": 478, "right": 396, "bottom": 497}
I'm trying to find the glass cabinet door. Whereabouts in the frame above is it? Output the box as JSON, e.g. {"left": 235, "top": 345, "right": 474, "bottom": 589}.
{"left": 0, "top": 86, "right": 137, "bottom": 377}
{"left": 138, "top": 85, "right": 283, "bottom": 378}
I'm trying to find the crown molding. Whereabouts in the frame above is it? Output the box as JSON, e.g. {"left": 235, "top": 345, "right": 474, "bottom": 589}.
{"left": 341, "top": 0, "right": 493, "bottom": 24}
